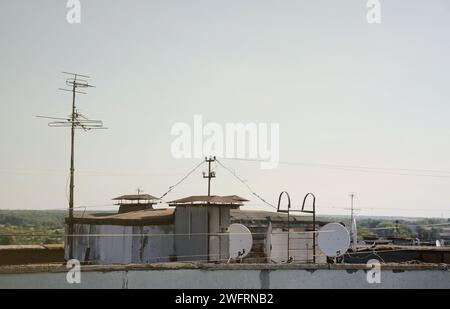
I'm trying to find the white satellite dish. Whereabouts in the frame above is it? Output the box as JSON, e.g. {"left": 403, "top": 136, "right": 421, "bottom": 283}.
{"left": 318, "top": 223, "right": 350, "bottom": 257}
{"left": 228, "top": 223, "right": 253, "bottom": 259}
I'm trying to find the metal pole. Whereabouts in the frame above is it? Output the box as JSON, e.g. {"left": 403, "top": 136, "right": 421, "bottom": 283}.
{"left": 203, "top": 157, "right": 216, "bottom": 197}
{"left": 312, "top": 205, "right": 316, "bottom": 264}
{"left": 277, "top": 191, "right": 291, "bottom": 263}
{"left": 68, "top": 79, "right": 76, "bottom": 259}
{"left": 207, "top": 159, "right": 211, "bottom": 196}
{"left": 287, "top": 207, "right": 290, "bottom": 262}
{"left": 350, "top": 193, "right": 354, "bottom": 227}
{"left": 350, "top": 193, "right": 355, "bottom": 247}
{"left": 301, "top": 193, "right": 316, "bottom": 264}
{"left": 39, "top": 72, "right": 102, "bottom": 260}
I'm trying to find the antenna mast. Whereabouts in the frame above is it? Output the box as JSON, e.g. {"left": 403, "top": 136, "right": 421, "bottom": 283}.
{"left": 350, "top": 193, "right": 355, "bottom": 225}
{"left": 349, "top": 192, "right": 356, "bottom": 250}
{"left": 38, "top": 72, "right": 106, "bottom": 259}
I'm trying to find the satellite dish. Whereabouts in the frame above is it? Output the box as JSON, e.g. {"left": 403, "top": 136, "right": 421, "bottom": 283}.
{"left": 228, "top": 223, "right": 253, "bottom": 259}
{"left": 318, "top": 223, "right": 350, "bottom": 257}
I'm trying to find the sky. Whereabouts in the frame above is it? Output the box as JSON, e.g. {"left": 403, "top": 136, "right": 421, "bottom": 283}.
{"left": 0, "top": 0, "right": 449, "bottom": 218}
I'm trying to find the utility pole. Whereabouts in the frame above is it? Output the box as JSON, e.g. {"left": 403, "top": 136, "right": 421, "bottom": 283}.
{"left": 38, "top": 72, "right": 105, "bottom": 259}
{"left": 203, "top": 156, "right": 216, "bottom": 196}
{"left": 68, "top": 77, "right": 76, "bottom": 236}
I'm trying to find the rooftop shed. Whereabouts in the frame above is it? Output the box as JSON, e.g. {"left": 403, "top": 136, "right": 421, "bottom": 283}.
{"left": 168, "top": 195, "right": 249, "bottom": 262}
{"left": 112, "top": 194, "right": 160, "bottom": 214}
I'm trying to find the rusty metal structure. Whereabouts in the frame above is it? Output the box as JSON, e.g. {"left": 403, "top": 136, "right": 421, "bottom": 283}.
{"left": 301, "top": 193, "right": 317, "bottom": 263}
{"left": 277, "top": 191, "right": 317, "bottom": 263}
{"left": 276, "top": 191, "right": 291, "bottom": 261}
{"left": 113, "top": 194, "right": 160, "bottom": 213}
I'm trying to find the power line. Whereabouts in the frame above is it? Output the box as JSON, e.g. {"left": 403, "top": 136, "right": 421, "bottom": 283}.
{"left": 320, "top": 206, "right": 450, "bottom": 213}
{"left": 223, "top": 158, "right": 450, "bottom": 179}
{"left": 247, "top": 203, "right": 450, "bottom": 216}
{"left": 159, "top": 159, "right": 206, "bottom": 199}
{"left": 216, "top": 159, "right": 278, "bottom": 210}
{"left": 0, "top": 167, "right": 187, "bottom": 177}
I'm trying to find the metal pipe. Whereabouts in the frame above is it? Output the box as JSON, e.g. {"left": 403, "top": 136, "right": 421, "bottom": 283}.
{"left": 301, "top": 193, "right": 316, "bottom": 264}
{"left": 277, "top": 191, "right": 291, "bottom": 263}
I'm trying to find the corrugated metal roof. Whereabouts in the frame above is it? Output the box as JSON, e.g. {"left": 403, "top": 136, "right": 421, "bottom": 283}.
{"left": 70, "top": 208, "right": 175, "bottom": 226}
{"left": 230, "top": 210, "right": 329, "bottom": 227}
{"left": 112, "top": 194, "right": 160, "bottom": 201}
{"left": 168, "top": 195, "right": 249, "bottom": 205}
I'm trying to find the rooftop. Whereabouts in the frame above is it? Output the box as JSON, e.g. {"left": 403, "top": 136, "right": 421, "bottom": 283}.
{"left": 70, "top": 208, "right": 175, "bottom": 226}
{"left": 168, "top": 195, "right": 249, "bottom": 206}
{"left": 69, "top": 208, "right": 327, "bottom": 227}
{"left": 112, "top": 194, "right": 160, "bottom": 201}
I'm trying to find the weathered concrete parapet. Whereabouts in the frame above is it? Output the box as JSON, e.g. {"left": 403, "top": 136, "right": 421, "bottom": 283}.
{"left": 0, "top": 262, "right": 449, "bottom": 289}
{"left": 1, "top": 261, "right": 449, "bottom": 273}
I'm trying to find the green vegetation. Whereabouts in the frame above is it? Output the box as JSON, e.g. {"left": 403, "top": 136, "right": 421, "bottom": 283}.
{"left": 0, "top": 210, "right": 67, "bottom": 229}
{"left": 356, "top": 218, "right": 446, "bottom": 241}
{"left": 0, "top": 210, "right": 66, "bottom": 245}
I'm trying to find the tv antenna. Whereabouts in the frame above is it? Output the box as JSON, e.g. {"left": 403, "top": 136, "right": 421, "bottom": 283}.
{"left": 37, "top": 72, "right": 106, "bottom": 259}
{"left": 349, "top": 192, "right": 358, "bottom": 250}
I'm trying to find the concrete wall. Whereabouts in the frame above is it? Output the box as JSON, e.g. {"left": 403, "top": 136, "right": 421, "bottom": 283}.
{"left": 270, "top": 229, "right": 327, "bottom": 263}
{"left": 174, "top": 206, "right": 230, "bottom": 262}
{"left": 0, "top": 264, "right": 449, "bottom": 289}
{"left": 0, "top": 245, "right": 64, "bottom": 266}
{"left": 174, "top": 206, "right": 208, "bottom": 261}
{"left": 208, "top": 207, "right": 230, "bottom": 262}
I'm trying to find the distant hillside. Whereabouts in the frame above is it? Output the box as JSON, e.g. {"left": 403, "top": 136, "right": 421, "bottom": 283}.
{"left": 0, "top": 210, "right": 67, "bottom": 229}
{"left": 0, "top": 210, "right": 67, "bottom": 246}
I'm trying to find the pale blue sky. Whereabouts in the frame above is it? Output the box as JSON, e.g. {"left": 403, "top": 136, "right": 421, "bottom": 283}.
{"left": 0, "top": 0, "right": 449, "bottom": 217}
